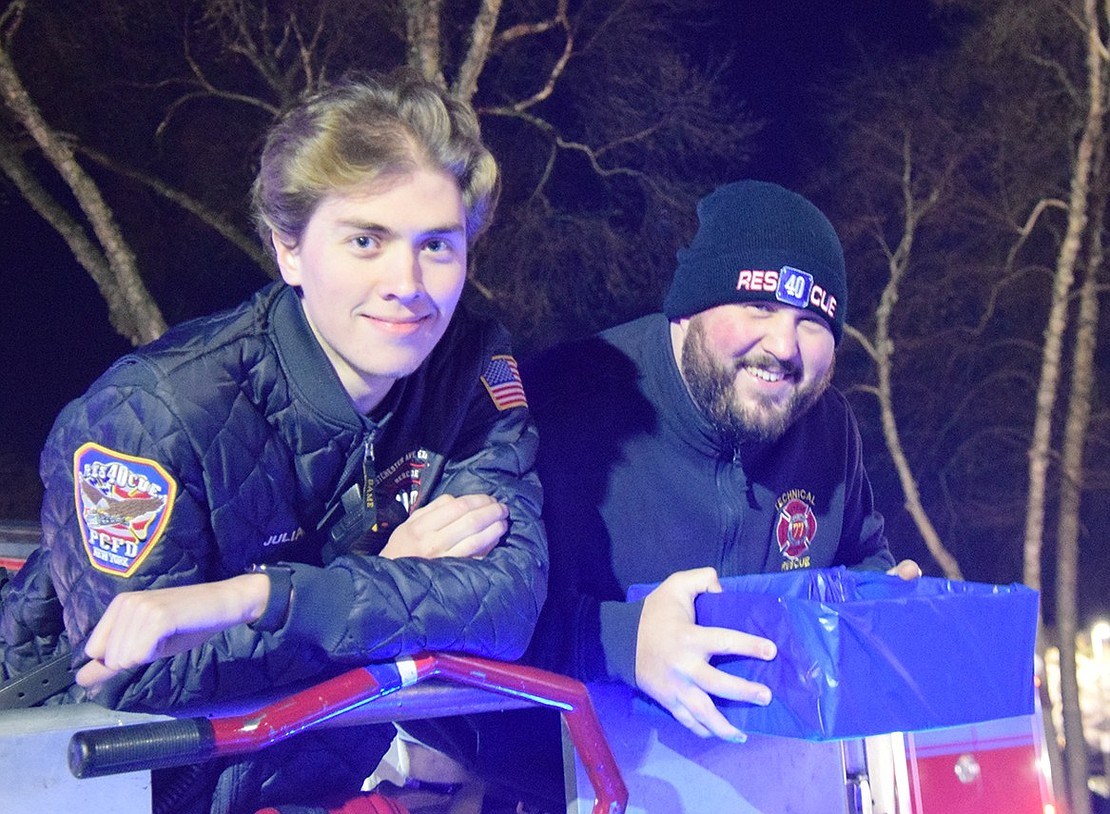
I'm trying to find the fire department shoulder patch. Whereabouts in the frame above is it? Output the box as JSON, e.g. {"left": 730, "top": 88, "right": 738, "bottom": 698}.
{"left": 775, "top": 489, "right": 817, "bottom": 567}
{"left": 73, "top": 442, "right": 177, "bottom": 577}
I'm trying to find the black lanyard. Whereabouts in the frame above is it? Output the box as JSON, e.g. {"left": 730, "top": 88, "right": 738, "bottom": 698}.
{"left": 317, "top": 432, "right": 380, "bottom": 561}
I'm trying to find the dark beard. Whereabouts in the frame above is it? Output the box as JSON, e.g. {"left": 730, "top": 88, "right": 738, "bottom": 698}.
{"left": 680, "top": 316, "right": 834, "bottom": 447}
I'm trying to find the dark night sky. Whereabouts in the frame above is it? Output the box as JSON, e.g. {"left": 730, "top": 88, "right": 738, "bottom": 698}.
{"left": 1, "top": 0, "right": 943, "bottom": 469}
{"left": 9, "top": 1, "right": 1103, "bottom": 623}
{"left": 2, "top": 201, "right": 130, "bottom": 462}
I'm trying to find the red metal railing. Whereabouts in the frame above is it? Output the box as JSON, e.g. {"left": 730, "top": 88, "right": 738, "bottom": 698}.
{"left": 68, "top": 652, "right": 627, "bottom": 814}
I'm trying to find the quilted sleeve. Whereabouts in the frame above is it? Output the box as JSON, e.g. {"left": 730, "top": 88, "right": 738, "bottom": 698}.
{"left": 40, "top": 361, "right": 329, "bottom": 711}
{"left": 0, "top": 546, "right": 70, "bottom": 681}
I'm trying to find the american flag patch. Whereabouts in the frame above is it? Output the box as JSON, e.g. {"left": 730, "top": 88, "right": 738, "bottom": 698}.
{"left": 481, "top": 355, "right": 528, "bottom": 411}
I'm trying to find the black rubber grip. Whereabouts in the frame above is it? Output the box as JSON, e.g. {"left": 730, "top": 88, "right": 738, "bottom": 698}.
{"left": 68, "top": 717, "right": 216, "bottom": 778}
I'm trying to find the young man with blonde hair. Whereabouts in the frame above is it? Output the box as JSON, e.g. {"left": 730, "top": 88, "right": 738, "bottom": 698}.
{"left": 2, "top": 71, "right": 545, "bottom": 814}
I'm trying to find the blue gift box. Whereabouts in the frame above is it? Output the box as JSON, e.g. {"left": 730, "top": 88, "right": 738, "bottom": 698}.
{"left": 628, "top": 567, "right": 1039, "bottom": 741}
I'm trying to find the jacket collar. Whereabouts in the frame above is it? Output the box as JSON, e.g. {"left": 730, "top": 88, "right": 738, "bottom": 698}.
{"left": 267, "top": 283, "right": 392, "bottom": 430}
{"left": 637, "top": 313, "right": 738, "bottom": 459}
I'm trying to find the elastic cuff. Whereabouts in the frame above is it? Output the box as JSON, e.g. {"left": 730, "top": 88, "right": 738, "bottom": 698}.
{"left": 247, "top": 563, "right": 293, "bottom": 632}
{"left": 284, "top": 564, "right": 354, "bottom": 650}
{"left": 598, "top": 598, "right": 645, "bottom": 687}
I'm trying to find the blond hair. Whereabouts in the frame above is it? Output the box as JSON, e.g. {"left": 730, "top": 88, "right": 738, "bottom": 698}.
{"left": 252, "top": 71, "right": 499, "bottom": 251}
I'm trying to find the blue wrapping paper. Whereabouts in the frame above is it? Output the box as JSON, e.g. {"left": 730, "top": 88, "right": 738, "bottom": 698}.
{"left": 628, "top": 567, "right": 1039, "bottom": 741}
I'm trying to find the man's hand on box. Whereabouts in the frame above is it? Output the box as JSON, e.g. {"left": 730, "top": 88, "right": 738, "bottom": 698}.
{"left": 379, "top": 493, "right": 508, "bottom": 560}
{"left": 887, "top": 559, "right": 922, "bottom": 581}
{"left": 635, "top": 567, "right": 776, "bottom": 742}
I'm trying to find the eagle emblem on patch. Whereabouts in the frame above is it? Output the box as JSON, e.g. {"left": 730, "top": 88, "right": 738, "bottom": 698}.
{"left": 73, "top": 442, "right": 177, "bottom": 577}
{"left": 775, "top": 489, "right": 817, "bottom": 563}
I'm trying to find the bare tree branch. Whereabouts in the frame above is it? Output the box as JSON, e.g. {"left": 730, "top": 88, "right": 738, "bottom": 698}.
{"left": 1051, "top": 8, "right": 1107, "bottom": 813}
{"left": 493, "top": 1, "right": 566, "bottom": 45}
{"left": 507, "top": 1, "right": 571, "bottom": 111}
{"left": 403, "top": 0, "right": 445, "bottom": 85}
{"left": 454, "top": 0, "right": 503, "bottom": 102}
{"left": 866, "top": 130, "right": 963, "bottom": 579}
{"left": 77, "top": 143, "right": 274, "bottom": 275}
{"left": 0, "top": 36, "right": 166, "bottom": 344}
{"left": 0, "top": 134, "right": 124, "bottom": 325}
{"left": 1022, "top": 0, "right": 1101, "bottom": 599}
{"left": 479, "top": 106, "right": 655, "bottom": 189}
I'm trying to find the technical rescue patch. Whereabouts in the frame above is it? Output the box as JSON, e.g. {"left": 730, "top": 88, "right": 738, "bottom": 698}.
{"left": 775, "top": 488, "right": 817, "bottom": 570}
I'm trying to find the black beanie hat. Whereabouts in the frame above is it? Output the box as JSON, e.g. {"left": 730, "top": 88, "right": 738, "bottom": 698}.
{"left": 663, "top": 180, "right": 847, "bottom": 343}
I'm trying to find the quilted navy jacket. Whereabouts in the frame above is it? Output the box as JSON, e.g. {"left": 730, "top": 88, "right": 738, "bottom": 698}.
{"left": 4, "top": 281, "right": 547, "bottom": 712}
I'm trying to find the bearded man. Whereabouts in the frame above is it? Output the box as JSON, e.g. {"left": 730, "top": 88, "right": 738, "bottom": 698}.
{"left": 521, "top": 180, "right": 919, "bottom": 741}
